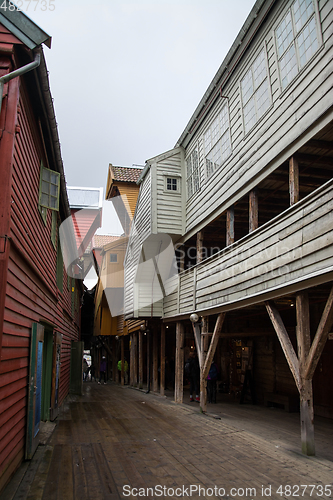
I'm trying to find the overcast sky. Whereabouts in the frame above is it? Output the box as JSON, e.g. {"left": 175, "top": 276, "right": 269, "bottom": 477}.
{"left": 28, "top": 0, "right": 254, "bottom": 194}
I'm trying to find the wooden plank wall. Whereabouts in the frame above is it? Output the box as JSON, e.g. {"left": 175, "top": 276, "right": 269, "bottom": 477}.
{"left": 163, "top": 180, "right": 333, "bottom": 318}
{"left": 0, "top": 78, "right": 80, "bottom": 486}
{"left": 155, "top": 148, "right": 183, "bottom": 236}
{"left": 124, "top": 171, "right": 151, "bottom": 318}
{"left": 184, "top": 0, "right": 333, "bottom": 235}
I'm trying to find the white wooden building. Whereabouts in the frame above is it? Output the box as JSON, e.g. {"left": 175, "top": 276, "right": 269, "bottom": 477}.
{"left": 124, "top": 0, "right": 333, "bottom": 455}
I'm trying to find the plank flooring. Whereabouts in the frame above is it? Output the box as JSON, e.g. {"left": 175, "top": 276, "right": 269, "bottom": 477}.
{"left": 8, "top": 383, "right": 333, "bottom": 499}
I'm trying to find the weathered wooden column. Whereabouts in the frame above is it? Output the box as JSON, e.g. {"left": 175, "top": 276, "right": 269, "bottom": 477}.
{"left": 129, "top": 333, "right": 134, "bottom": 386}
{"left": 226, "top": 206, "right": 235, "bottom": 246}
{"left": 296, "top": 291, "right": 315, "bottom": 455}
{"left": 133, "top": 332, "right": 138, "bottom": 387}
{"left": 200, "top": 317, "right": 209, "bottom": 411}
{"left": 175, "top": 322, "right": 185, "bottom": 403}
{"left": 120, "top": 336, "right": 125, "bottom": 386}
{"left": 153, "top": 326, "right": 159, "bottom": 392}
{"left": 138, "top": 330, "right": 143, "bottom": 389}
{"left": 249, "top": 189, "right": 258, "bottom": 232}
{"left": 112, "top": 336, "right": 117, "bottom": 382}
{"left": 196, "top": 230, "right": 205, "bottom": 262}
{"left": 289, "top": 156, "right": 299, "bottom": 205}
{"left": 160, "top": 324, "right": 166, "bottom": 396}
{"left": 146, "top": 329, "right": 151, "bottom": 392}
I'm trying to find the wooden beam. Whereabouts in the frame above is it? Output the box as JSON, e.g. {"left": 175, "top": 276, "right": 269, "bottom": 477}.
{"left": 153, "top": 327, "right": 158, "bottom": 392}
{"left": 121, "top": 336, "right": 125, "bottom": 386}
{"left": 200, "top": 316, "right": 209, "bottom": 411}
{"left": 303, "top": 285, "right": 333, "bottom": 380}
{"left": 160, "top": 324, "right": 165, "bottom": 396}
{"left": 192, "top": 322, "right": 202, "bottom": 367}
{"left": 249, "top": 189, "right": 258, "bottom": 232}
{"left": 226, "top": 206, "right": 234, "bottom": 246}
{"left": 265, "top": 301, "right": 301, "bottom": 391}
{"left": 296, "top": 291, "right": 315, "bottom": 456}
{"left": 289, "top": 156, "right": 299, "bottom": 205}
{"left": 129, "top": 333, "right": 133, "bottom": 386}
{"left": 175, "top": 322, "right": 184, "bottom": 403}
{"left": 196, "top": 230, "right": 204, "bottom": 263}
{"left": 138, "top": 330, "right": 143, "bottom": 389}
{"left": 202, "top": 313, "right": 225, "bottom": 380}
{"left": 133, "top": 332, "right": 138, "bottom": 387}
{"left": 112, "top": 336, "right": 117, "bottom": 382}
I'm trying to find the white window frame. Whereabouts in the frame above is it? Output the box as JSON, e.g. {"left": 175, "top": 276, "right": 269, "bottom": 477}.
{"left": 275, "top": 0, "right": 321, "bottom": 91}
{"left": 186, "top": 147, "right": 200, "bottom": 200}
{"left": 203, "top": 100, "right": 232, "bottom": 179}
{"left": 240, "top": 46, "right": 271, "bottom": 136}
{"left": 39, "top": 165, "right": 60, "bottom": 211}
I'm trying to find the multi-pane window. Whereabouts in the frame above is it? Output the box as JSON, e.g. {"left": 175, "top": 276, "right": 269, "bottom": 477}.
{"left": 204, "top": 102, "right": 231, "bottom": 178}
{"left": 166, "top": 177, "right": 178, "bottom": 191}
{"left": 110, "top": 253, "right": 117, "bottom": 263}
{"left": 186, "top": 148, "right": 200, "bottom": 199}
{"left": 276, "top": 0, "right": 319, "bottom": 89}
{"left": 39, "top": 166, "right": 60, "bottom": 210}
{"left": 241, "top": 49, "right": 270, "bottom": 135}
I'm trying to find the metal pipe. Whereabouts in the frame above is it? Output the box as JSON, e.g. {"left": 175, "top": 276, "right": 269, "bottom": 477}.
{"left": 0, "top": 51, "right": 41, "bottom": 116}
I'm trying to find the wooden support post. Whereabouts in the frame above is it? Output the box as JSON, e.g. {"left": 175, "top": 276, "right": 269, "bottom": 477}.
{"left": 249, "top": 189, "right": 258, "bottom": 233}
{"left": 226, "top": 206, "right": 235, "bottom": 246}
{"left": 147, "top": 329, "right": 151, "bottom": 392}
{"left": 138, "top": 330, "right": 143, "bottom": 389}
{"left": 175, "top": 322, "right": 184, "bottom": 403}
{"left": 121, "top": 336, "right": 125, "bottom": 386}
{"left": 303, "top": 285, "right": 333, "bottom": 380}
{"left": 289, "top": 156, "right": 299, "bottom": 205}
{"left": 296, "top": 292, "right": 315, "bottom": 456}
{"left": 133, "top": 332, "right": 138, "bottom": 386}
{"left": 160, "top": 324, "right": 165, "bottom": 396}
{"left": 112, "top": 336, "right": 117, "bottom": 382}
{"left": 196, "top": 230, "right": 204, "bottom": 263}
{"left": 200, "top": 316, "right": 210, "bottom": 412}
{"left": 153, "top": 326, "right": 158, "bottom": 392}
{"left": 265, "top": 301, "right": 301, "bottom": 391}
{"left": 129, "top": 333, "right": 133, "bottom": 386}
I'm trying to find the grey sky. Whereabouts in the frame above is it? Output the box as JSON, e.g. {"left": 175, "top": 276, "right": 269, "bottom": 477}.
{"left": 29, "top": 0, "right": 255, "bottom": 194}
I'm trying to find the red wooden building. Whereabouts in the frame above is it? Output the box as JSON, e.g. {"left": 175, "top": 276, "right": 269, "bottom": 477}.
{"left": 0, "top": 8, "right": 82, "bottom": 492}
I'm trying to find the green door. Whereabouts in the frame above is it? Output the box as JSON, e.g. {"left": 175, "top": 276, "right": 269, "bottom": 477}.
{"left": 41, "top": 329, "right": 53, "bottom": 421}
{"left": 26, "top": 323, "right": 44, "bottom": 459}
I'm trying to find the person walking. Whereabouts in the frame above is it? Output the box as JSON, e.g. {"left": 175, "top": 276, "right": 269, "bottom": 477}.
{"left": 98, "top": 356, "right": 107, "bottom": 384}
{"left": 185, "top": 351, "right": 200, "bottom": 402}
{"left": 207, "top": 361, "right": 218, "bottom": 404}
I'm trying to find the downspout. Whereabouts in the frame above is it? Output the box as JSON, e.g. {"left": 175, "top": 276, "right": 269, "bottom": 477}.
{"left": 0, "top": 51, "right": 41, "bottom": 116}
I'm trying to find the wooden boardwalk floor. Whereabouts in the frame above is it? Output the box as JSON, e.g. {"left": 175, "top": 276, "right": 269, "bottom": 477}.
{"left": 5, "top": 383, "right": 333, "bottom": 499}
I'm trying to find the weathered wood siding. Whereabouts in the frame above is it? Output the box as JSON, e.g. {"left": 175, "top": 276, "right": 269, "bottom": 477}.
{"left": 0, "top": 75, "right": 80, "bottom": 487}
{"left": 124, "top": 171, "right": 152, "bottom": 318}
{"left": 184, "top": 0, "right": 333, "bottom": 236}
{"left": 163, "top": 179, "right": 333, "bottom": 317}
{"left": 154, "top": 147, "right": 184, "bottom": 237}
{"left": 117, "top": 183, "right": 140, "bottom": 219}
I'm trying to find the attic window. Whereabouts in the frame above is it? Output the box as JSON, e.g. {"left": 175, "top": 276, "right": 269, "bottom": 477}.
{"left": 110, "top": 253, "right": 117, "bottom": 263}
{"left": 166, "top": 177, "right": 178, "bottom": 191}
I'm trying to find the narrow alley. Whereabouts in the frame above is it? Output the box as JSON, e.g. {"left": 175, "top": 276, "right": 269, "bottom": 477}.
{"left": 3, "top": 383, "right": 333, "bottom": 500}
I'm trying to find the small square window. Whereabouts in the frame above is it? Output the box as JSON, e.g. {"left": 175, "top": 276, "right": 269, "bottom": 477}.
{"left": 39, "top": 166, "right": 60, "bottom": 211}
{"left": 110, "top": 253, "right": 117, "bottom": 263}
{"left": 166, "top": 178, "right": 178, "bottom": 191}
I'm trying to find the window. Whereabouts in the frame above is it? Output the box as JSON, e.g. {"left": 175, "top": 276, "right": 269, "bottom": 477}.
{"left": 204, "top": 102, "right": 231, "bottom": 178}
{"left": 166, "top": 177, "right": 178, "bottom": 191}
{"left": 110, "top": 253, "right": 117, "bottom": 263}
{"left": 241, "top": 49, "right": 271, "bottom": 135}
{"left": 186, "top": 148, "right": 200, "bottom": 199}
{"left": 275, "top": 0, "right": 319, "bottom": 90}
{"left": 39, "top": 166, "right": 60, "bottom": 211}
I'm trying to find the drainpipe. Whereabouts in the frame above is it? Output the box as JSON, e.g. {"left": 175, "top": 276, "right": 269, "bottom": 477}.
{"left": 0, "top": 51, "right": 41, "bottom": 116}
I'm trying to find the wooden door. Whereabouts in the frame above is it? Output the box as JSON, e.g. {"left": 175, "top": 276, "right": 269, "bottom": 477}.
{"left": 26, "top": 323, "right": 44, "bottom": 459}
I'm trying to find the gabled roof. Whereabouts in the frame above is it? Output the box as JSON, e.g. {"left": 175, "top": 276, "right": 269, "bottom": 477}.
{"left": 92, "top": 234, "right": 120, "bottom": 249}
{"left": 109, "top": 165, "right": 142, "bottom": 184}
{"left": 0, "top": 2, "right": 51, "bottom": 49}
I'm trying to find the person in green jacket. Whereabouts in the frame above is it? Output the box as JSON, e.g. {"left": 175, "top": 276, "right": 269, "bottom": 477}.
{"left": 118, "top": 359, "right": 129, "bottom": 384}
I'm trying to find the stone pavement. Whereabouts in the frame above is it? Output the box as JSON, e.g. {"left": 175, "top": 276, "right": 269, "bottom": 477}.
{"left": 2, "top": 382, "right": 333, "bottom": 499}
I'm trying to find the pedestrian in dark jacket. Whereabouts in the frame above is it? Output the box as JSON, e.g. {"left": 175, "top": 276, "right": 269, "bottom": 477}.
{"left": 207, "top": 361, "right": 218, "bottom": 403}
{"left": 185, "top": 351, "right": 200, "bottom": 402}
{"left": 98, "top": 356, "right": 107, "bottom": 384}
